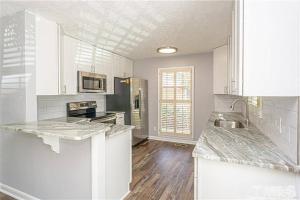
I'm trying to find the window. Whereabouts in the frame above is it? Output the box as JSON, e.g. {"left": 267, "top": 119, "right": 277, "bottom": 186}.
{"left": 158, "top": 67, "right": 193, "bottom": 138}
{"left": 248, "top": 96, "right": 263, "bottom": 118}
{"left": 248, "top": 96, "right": 261, "bottom": 107}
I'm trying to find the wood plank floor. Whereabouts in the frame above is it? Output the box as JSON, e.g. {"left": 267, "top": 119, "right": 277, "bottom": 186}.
{"left": 0, "top": 140, "right": 194, "bottom": 200}
{"left": 0, "top": 192, "right": 14, "bottom": 200}
{"left": 125, "top": 140, "right": 194, "bottom": 200}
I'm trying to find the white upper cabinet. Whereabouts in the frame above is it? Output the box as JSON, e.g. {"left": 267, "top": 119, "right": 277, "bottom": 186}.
{"left": 60, "top": 35, "right": 78, "bottom": 94}
{"left": 230, "top": 0, "right": 300, "bottom": 96}
{"left": 75, "top": 40, "right": 95, "bottom": 73}
{"left": 113, "top": 55, "right": 133, "bottom": 78}
{"left": 213, "top": 45, "right": 228, "bottom": 94}
{"left": 124, "top": 58, "right": 133, "bottom": 78}
{"left": 35, "top": 16, "right": 59, "bottom": 95}
{"left": 94, "top": 48, "right": 114, "bottom": 94}
{"left": 61, "top": 35, "right": 133, "bottom": 95}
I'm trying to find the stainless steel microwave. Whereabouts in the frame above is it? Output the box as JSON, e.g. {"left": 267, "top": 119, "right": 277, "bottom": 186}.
{"left": 78, "top": 71, "right": 107, "bottom": 93}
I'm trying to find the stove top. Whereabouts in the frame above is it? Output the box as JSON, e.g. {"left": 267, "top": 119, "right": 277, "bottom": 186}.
{"left": 67, "top": 101, "right": 116, "bottom": 120}
{"left": 77, "top": 112, "right": 115, "bottom": 119}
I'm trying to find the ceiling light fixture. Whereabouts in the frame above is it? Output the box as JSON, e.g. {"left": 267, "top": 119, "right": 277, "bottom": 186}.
{"left": 157, "top": 46, "right": 178, "bottom": 54}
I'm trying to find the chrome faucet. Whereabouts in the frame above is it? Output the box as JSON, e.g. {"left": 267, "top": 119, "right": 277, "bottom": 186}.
{"left": 231, "top": 98, "right": 249, "bottom": 127}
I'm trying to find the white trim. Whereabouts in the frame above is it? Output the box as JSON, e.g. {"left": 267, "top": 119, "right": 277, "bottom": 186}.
{"left": 0, "top": 183, "right": 40, "bottom": 200}
{"left": 149, "top": 136, "right": 197, "bottom": 145}
{"left": 37, "top": 135, "right": 60, "bottom": 153}
{"left": 120, "top": 189, "right": 131, "bottom": 200}
{"left": 91, "top": 134, "right": 106, "bottom": 200}
{"left": 157, "top": 66, "right": 195, "bottom": 139}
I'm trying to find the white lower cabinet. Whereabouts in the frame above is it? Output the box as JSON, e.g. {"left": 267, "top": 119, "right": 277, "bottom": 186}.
{"left": 105, "top": 130, "right": 132, "bottom": 200}
{"left": 194, "top": 158, "right": 299, "bottom": 199}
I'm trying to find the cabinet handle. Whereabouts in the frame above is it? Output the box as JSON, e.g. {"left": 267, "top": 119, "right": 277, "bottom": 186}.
{"left": 224, "top": 86, "right": 228, "bottom": 94}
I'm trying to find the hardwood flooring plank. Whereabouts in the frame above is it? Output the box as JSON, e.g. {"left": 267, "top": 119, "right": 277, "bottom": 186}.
{"left": 125, "top": 140, "right": 194, "bottom": 200}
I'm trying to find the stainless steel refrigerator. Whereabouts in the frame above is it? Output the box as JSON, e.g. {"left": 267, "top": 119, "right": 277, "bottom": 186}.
{"left": 106, "top": 77, "right": 148, "bottom": 146}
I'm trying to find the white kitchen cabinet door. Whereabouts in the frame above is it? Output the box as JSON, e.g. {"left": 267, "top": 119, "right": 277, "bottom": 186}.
{"left": 94, "top": 48, "right": 114, "bottom": 94}
{"left": 60, "top": 35, "right": 78, "bottom": 94}
{"left": 231, "top": 1, "right": 243, "bottom": 96}
{"left": 113, "top": 54, "right": 123, "bottom": 78}
{"left": 76, "top": 40, "right": 94, "bottom": 73}
{"left": 232, "top": 0, "right": 300, "bottom": 96}
{"left": 124, "top": 58, "right": 133, "bottom": 77}
{"left": 105, "top": 130, "right": 132, "bottom": 200}
{"left": 113, "top": 55, "right": 133, "bottom": 78}
{"left": 230, "top": 8, "right": 239, "bottom": 96}
{"left": 35, "top": 16, "right": 59, "bottom": 95}
{"left": 243, "top": 0, "right": 300, "bottom": 96}
{"left": 213, "top": 45, "right": 228, "bottom": 94}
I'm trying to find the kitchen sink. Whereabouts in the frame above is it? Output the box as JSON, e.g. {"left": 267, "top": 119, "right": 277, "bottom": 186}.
{"left": 214, "top": 119, "right": 245, "bottom": 129}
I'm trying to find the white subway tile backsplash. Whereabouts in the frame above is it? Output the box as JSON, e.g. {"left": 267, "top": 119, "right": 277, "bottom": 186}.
{"left": 37, "top": 94, "right": 106, "bottom": 120}
{"left": 214, "top": 95, "right": 299, "bottom": 163}
{"left": 249, "top": 97, "right": 298, "bottom": 163}
{"left": 214, "top": 94, "right": 243, "bottom": 113}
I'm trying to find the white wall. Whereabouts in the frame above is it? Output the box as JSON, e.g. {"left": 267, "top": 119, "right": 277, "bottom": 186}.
{"left": 38, "top": 94, "right": 106, "bottom": 120}
{"left": 133, "top": 53, "right": 214, "bottom": 141}
{"left": 249, "top": 97, "right": 298, "bottom": 163}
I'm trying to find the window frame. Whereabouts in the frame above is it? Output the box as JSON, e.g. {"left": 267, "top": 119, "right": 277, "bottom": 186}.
{"left": 157, "top": 66, "right": 194, "bottom": 139}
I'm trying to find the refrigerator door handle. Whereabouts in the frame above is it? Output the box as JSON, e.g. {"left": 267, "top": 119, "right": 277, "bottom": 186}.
{"left": 139, "top": 89, "right": 142, "bottom": 119}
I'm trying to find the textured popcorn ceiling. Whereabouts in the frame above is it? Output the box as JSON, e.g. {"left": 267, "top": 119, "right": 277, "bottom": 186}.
{"left": 0, "top": 1, "right": 233, "bottom": 60}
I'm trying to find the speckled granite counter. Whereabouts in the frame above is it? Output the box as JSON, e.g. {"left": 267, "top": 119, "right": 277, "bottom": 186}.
{"left": 193, "top": 112, "right": 300, "bottom": 174}
{"left": 0, "top": 117, "right": 111, "bottom": 140}
{"left": 0, "top": 117, "right": 134, "bottom": 141}
{"left": 106, "top": 124, "right": 135, "bottom": 138}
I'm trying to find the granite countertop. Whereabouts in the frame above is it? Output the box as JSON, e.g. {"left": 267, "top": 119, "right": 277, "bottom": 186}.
{"left": 0, "top": 117, "right": 111, "bottom": 140}
{"left": 193, "top": 112, "right": 300, "bottom": 174}
{"left": 106, "top": 124, "right": 135, "bottom": 138}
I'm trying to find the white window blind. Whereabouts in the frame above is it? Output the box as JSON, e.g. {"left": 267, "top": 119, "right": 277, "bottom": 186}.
{"left": 159, "top": 67, "right": 193, "bottom": 137}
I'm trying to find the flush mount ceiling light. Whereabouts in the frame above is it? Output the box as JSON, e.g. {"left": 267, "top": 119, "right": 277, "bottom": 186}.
{"left": 157, "top": 46, "right": 178, "bottom": 54}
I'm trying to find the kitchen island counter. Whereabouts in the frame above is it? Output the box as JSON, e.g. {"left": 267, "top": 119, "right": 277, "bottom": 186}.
{"left": 0, "top": 117, "right": 133, "bottom": 200}
{"left": 0, "top": 117, "right": 111, "bottom": 141}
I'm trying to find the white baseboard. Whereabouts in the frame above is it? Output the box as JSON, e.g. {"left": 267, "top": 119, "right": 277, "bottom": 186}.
{"left": 148, "top": 136, "right": 197, "bottom": 145}
{"left": 0, "top": 183, "right": 40, "bottom": 200}
{"left": 120, "top": 189, "right": 130, "bottom": 200}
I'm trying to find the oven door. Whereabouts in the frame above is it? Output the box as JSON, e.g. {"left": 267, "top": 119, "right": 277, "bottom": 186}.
{"left": 78, "top": 71, "right": 107, "bottom": 93}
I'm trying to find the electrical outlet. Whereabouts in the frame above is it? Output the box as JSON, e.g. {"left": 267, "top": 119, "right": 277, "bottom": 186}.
{"left": 279, "top": 117, "right": 282, "bottom": 133}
